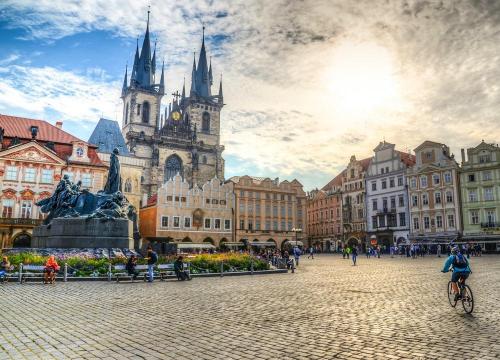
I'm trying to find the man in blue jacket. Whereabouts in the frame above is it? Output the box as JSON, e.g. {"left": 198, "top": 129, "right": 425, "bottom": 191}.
{"left": 441, "top": 246, "right": 471, "bottom": 301}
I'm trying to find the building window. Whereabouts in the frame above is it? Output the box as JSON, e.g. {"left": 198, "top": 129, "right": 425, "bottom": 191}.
{"left": 5, "top": 166, "right": 18, "bottom": 181}
{"left": 435, "top": 191, "right": 441, "bottom": 204}
{"left": 468, "top": 173, "right": 475, "bottom": 182}
{"left": 21, "top": 201, "right": 32, "bottom": 219}
{"left": 486, "top": 209, "right": 496, "bottom": 224}
{"left": 444, "top": 172, "right": 452, "bottom": 183}
{"left": 422, "top": 193, "right": 429, "bottom": 206}
{"left": 255, "top": 220, "right": 261, "bottom": 230}
{"left": 164, "top": 155, "right": 183, "bottom": 181}
{"left": 399, "top": 213, "right": 406, "bottom": 227}
{"left": 468, "top": 189, "right": 477, "bottom": 202}
{"left": 125, "top": 103, "right": 129, "bottom": 124}
{"left": 420, "top": 176, "right": 428, "bottom": 188}
{"left": 288, "top": 220, "right": 292, "bottom": 230}
{"left": 484, "top": 187, "right": 494, "bottom": 201}
{"left": 173, "top": 216, "right": 180, "bottom": 228}
{"left": 184, "top": 217, "right": 191, "bottom": 228}
{"left": 482, "top": 171, "right": 492, "bottom": 181}
{"left": 432, "top": 174, "right": 440, "bottom": 185}
{"left": 161, "top": 216, "right": 169, "bottom": 228}
{"left": 423, "top": 217, "right": 430, "bottom": 229}
{"left": 239, "top": 203, "right": 244, "bottom": 213}
{"left": 205, "top": 218, "right": 211, "bottom": 229}
{"left": 470, "top": 210, "right": 479, "bottom": 225}
{"left": 436, "top": 215, "right": 443, "bottom": 228}
{"left": 381, "top": 179, "right": 387, "bottom": 189}
{"left": 265, "top": 220, "right": 271, "bottom": 230}
{"left": 446, "top": 191, "right": 453, "bottom": 203}
{"left": 40, "top": 169, "right": 54, "bottom": 184}
{"left": 273, "top": 206, "right": 278, "bottom": 217}
{"left": 248, "top": 203, "right": 254, "bottom": 214}
{"left": 412, "top": 195, "right": 418, "bottom": 207}
{"left": 389, "top": 178, "right": 395, "bottom": 188}
{"left": 382, "top": 198, "right": 388, "bottom": 209}
{"left": 397, "top": 176, "right": 403, "bottom": 186}
{"left": 479, "top": 154, "right": 491, "bottom": 163}
{"left": 81, "top": 173, "right": 92, "bottom": 188}
{"left": 273, "top": 221, "right": 278, "bottom": 230}
{"left": 390, "top": 197, "right": 396, "bottom": 209}
{"left": 280, "top": 206, "right": 285, "bottom": 217}
{"left": 141, "top": 101, "right": 150, "bottom": 123}
{"left": 256, "top": 203, "right": 261, "bottom": 214}
{"left": 224, "top": 219, "right": 231, "bottom": 230}
{"left": 2, "top": 199, "right": 14, "bottom": 218}
{"left": 379, "top": 216, "right": 385, "bottom": 227}
{"left": 372, "top": 216, "right": 378, "bottom": 228}
{"left": 410, "top": 178, "right": 416, "bottom": 189}
{"left": 381, "top": 168, "right": 385, "bottom": 174}
{"left": 413, "top": 217, "right": 419, "bottom": 230}
{"left": 265, "top": 204, "right": 270, "bottom": 215}
{"left": 398, "top": 195, "right": 404, "bottom": 207}
{"left": 23, "top": 168, "right": 36, "bottom": 182}
{"left": 280, "top": 220, "right": 285, "bottom": 230}
{"left": 214, "top": 219, "right": 221, "bottom": 229}
{"left": 288, "top": 206, "right": 292, "bottom": 217}
{"left": 202, "top": 112, "right": 210, "bottom": 133}
{"left": 447, "top": 214, "right": 455, "bottom": 228}
{"left": 137, "top": 103, "right": 141, "bottom": 115}
{"left": 371, "top": 182, "right": 376, "bottom": 191}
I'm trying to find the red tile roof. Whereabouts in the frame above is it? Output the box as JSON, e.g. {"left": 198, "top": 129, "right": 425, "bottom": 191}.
{"left": 146, "top": 194, "right": 158, "bottom": 207}
{"left": 0, "top": 114, "right": 105, "bottom": 167}
{"left": 322, "top": 170, "right": 345, "bottom": 191}
{"left": 397, "top": 151, "right": 416, "bottom": 167}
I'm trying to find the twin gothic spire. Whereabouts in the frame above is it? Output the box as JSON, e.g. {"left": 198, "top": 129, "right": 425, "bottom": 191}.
{"left": 122, "top": 12, "right": 222, "bottom": 104}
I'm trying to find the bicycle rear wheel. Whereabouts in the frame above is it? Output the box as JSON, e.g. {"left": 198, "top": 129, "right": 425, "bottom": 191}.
{"left": 461, "top": 285, "right": 474, "bottom": 314}
{"left": 447, "top": 281, "right": 457, "bottom": 307}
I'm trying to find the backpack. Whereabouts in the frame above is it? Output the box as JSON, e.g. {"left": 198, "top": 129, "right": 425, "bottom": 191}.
{"left": 453, "top": 253, "right": 467, "bottom": 268}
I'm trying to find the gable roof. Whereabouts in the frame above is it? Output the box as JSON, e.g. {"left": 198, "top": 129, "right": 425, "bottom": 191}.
{"left": 396, "top": 151, "right": 416, "bottom": 167}
{"left": 88, "top": 118, "right": 130, "bottom": 155}
{"left": 0, "top": 114, "right": 79, "bottom": 144}
{"left": 322, "top": 170, "right": 346, "bottom": 191}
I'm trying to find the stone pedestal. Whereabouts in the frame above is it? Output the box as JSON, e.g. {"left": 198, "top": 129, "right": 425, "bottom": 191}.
{"left": 32, "top": 218, "right": 134, "bottom": 249}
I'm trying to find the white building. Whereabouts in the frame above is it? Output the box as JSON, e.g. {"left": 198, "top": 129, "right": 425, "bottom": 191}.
{"left": 365, "top": 141, "right": 415, "bottom": 248}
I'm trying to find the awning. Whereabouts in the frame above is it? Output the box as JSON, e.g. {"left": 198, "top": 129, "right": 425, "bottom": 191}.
{"left": 221, "top": 242, "right": 246, "bottom": 247}
{"left": 284, "top": 240, "right": 304, "bottom": 246}
{"left": 177, "top": 243, "right": 215, "bottom": 249}
{"left": 250, "top": 242, "right": 276, "bottom": 247}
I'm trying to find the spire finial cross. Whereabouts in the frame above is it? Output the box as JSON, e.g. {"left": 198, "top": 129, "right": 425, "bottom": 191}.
{"left": 172, "top": 90, "right": 181, "bottom": 100}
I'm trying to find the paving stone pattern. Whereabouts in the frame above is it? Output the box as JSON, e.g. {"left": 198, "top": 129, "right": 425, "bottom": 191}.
{"left": 0, "top": 255, "right": 499, "bottom": 359}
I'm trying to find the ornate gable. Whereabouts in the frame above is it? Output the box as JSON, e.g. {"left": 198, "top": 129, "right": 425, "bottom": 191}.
{"left": 0, "top": 142, "right": 65, "bottom": 165}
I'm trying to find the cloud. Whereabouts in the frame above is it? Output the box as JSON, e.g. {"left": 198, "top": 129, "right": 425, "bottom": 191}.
{"left": 1, "top": 0, "right": 500, "bottom": 190}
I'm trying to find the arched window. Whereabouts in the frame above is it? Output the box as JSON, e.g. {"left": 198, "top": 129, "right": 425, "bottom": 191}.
{"left": 124, "top": 178, "right": 132, "bottom": 193}
{"left": 202, "top": 156, "right": 207, "bottom": 164}
{"left": 164, "top": 155, "right": 183, "bottom": 182}
{"left": 202, "top": 112, "right": 210, "bottom": 133}
{"left": 125, "top": 103, "right": 129, "bottom": 125}
{"left": 142, "top": 101, "right": 150, "bottom": 123}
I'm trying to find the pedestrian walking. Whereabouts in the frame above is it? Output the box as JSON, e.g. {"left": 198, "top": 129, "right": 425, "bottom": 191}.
{"left": 307, "top": 246, "right": 314, "bottom": 259}
{"left": 145, "top": 246, "right": 158, "bottom": 282}
{"left": 293, "top": 246, "right": 301, "bottom": 266}
{"left": 437, "top": 244, "right": 441, "bottom": 258}
{"left": 351, "top": 247, "right": 358, "bottom": 266}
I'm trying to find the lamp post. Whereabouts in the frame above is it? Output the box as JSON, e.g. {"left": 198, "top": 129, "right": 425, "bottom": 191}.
{"left": 291, "top": 227, "right": 302, "bottom": 248}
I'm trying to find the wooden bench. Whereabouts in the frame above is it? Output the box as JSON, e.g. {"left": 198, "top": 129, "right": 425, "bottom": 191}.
{"left": 158, "top": 263, "right": 191, "bottom": 281}
{"left": 21, "top": 265, "right": 49, "bottom": 283}
{"left": 113, "top": 264, "right": 150, "bottom": 282}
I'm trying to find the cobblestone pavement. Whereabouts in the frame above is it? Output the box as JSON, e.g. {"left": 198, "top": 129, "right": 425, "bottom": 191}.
{"left": 1, "top": 255, "right": 499, "bottom": 360}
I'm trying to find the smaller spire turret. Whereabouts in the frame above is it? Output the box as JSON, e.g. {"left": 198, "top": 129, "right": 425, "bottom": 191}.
{"left": 190, "top": 52, "right": 197, "bottom": 96}
{"left": 131, "top": 39, "right": 139, "bottom": 83}
{"left": 159, "top": 61, "right": 165, "bottom": 95}
{"left": 121, "top": 65, "right": 128, "bottom": 98}
{"left": 152, "top": 41, "right": 157, "bottom": 76}
{"left": 181, "top": 77, "right": 186, "bottom": 100}
{"left": 218, "top": 74, "right": 223, "bottom": 104}
{"left": 209, "top": 57, "right": 213, "bottom": 85}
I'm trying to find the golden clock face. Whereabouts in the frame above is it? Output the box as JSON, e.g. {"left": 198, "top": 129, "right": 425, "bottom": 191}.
{"left": 172, "top": 111, "right": 181, "bottom": 121}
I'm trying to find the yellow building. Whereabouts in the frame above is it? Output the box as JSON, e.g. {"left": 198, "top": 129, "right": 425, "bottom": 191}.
{"left": 227, "top": 176, "right": 307, "bottom": 251}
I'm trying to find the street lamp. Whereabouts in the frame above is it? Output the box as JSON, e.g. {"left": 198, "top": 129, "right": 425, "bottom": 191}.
{"left": 291, "top": 227, "right": 302, "bottom": 248}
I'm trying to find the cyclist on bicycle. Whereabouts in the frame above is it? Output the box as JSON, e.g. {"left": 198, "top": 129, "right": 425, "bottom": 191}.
{"left": 441, "top": 245, "right": 471, "bottom": 301}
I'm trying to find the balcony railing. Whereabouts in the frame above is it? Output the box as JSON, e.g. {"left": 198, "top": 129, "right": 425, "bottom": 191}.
{"left": 376, "top": 208, "right": 396, "bottom": 215}
{"left": 0, "top": 218, "right": 43, "bottom": 226}
{"left": 481, "top": 222, "right": 500, "bottom": 228}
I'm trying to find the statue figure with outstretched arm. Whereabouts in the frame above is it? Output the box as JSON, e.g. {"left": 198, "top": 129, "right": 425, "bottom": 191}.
{"left": 104, "top": 148, "right": 121, "bottom": 194}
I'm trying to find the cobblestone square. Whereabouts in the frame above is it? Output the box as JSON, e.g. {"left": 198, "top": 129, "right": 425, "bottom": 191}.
{"left": 1, "top": 255, "right": 499, "bottom": 359}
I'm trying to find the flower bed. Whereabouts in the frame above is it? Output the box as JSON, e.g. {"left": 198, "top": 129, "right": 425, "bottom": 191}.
{"left": 3, "top": 251, "right": 270, "bottom": 277}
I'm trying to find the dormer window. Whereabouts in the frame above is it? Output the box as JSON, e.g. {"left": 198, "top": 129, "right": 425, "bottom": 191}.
{"left": 76, "top": 147, "right": 84, "bottom": 157}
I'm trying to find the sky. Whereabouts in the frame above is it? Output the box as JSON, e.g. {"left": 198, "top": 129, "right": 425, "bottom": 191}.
{"left": 0, "top": 0, "right": 499, "bottom": 191}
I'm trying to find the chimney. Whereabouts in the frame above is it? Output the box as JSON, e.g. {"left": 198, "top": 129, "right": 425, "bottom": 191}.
{"left": 460, "top": 148, "right": 465, "bottom": 164}
{"left": 55, "top": 121, "right": 63, "bottom": 129}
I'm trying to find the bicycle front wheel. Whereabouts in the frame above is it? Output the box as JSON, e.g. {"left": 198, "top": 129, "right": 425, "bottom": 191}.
{"left": 461, "top": 285, "right": 474, "bottom": 314}
{"left": 447, "top": 281, "right": 457, "bottom": 308}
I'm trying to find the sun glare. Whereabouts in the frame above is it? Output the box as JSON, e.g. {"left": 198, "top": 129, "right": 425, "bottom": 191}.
{"left": 327, "top": 41, "right": 401, "bottom": 115}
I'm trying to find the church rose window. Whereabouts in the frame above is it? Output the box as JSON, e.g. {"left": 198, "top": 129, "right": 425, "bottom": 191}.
{"left": 142, "top": 101, "right": 150, "bottom": 123}
{"left": 165, "top": 155, "right": 183, "bottom": 181}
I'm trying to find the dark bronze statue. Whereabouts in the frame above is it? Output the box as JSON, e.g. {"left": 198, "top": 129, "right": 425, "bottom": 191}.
{"left": 104, "top": 148, "right": 121, "bottom": 193}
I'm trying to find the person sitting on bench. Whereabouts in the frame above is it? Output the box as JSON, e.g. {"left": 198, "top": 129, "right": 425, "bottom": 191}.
{"left": 44, "top": 255, "right": 60, "bottom": 284}
{"left": 0, "top": 256, "right": 11, "bottom": 279}
{"left": 125, "top": 255, "right": 139, "bottom": 280}
{"left": 174, "top": 256, "right": 190, "bottom": 281}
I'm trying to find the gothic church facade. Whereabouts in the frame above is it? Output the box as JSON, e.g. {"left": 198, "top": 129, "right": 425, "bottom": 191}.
{"left": 121, "top": 14, "right": 225, "bottom": 197}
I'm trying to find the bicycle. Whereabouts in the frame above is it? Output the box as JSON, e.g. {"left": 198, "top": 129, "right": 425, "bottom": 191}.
{"left": 447, "top": 271, "right": 474, "bottom": 314}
